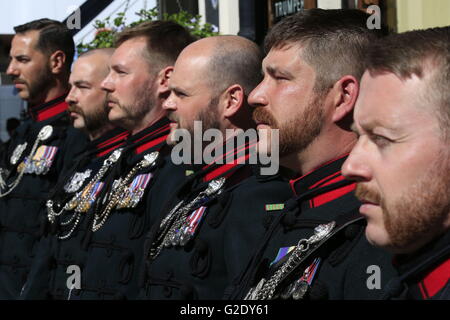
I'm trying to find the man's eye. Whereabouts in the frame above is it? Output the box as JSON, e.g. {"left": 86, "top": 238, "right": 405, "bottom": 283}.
{"left": 371, "top": 134, "right": 391, "bottom": 148}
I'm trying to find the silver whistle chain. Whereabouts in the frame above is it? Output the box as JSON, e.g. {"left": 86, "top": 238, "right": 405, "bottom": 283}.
{"left": 245, "top": 221, "right": 336, "bottom": 300}
{"left": 149, "top": 177, "right": 226, "bottom": 261}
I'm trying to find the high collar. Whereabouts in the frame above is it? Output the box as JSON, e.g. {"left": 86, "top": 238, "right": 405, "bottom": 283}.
{"left": 29, "top": 94, "right": 68, "bottom": 122}
{"left": 126, "top": 117, "right": 171, "bottom": 155}
{"left": 393, "top": 231, "right": 450, "bottom": 299}
{"left": 196, "top": 133, "right": 258, "bottom": 183}
{"left": 88, "top": 127, "right": 130, "bottom": 158}
{"left": 289, "top": 154, "right": 356, "bottom": 208}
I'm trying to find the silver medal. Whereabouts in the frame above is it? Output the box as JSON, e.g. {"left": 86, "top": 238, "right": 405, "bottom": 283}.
{"left": 10, "top": 143, "right": 28, "bottom": 165}
{"left": 142, "top": 152, "right": 159, "bottom": 167}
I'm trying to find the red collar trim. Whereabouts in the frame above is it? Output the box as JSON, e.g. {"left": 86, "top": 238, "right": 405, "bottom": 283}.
{"left": 289, "top": 154, "right": 354, "bottom": 207}
{"left": 202, "top": 140, "right": 257, "bottom": 182}
{"left": 30, "top": 94, "right": 68, "bottom": 122}
{"left": 418, "top": 258, "right": 450, "bottom": 299}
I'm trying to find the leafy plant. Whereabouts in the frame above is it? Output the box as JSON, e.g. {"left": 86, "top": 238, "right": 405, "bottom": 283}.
{"left": 77, "top": 7, "right": 219, "bottom": 54}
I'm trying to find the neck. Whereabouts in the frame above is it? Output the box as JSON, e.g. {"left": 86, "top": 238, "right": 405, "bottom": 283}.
{"left": 130, "top": 106, "right": 166, "bottom": 135}
{"left": 30, "top": 77, "right": 69, "bottom": 106}
{"left": 88, "top": 123, "right": 116, "bottom": 141}
{"left": 281, "top": 128, "right": 356, "bottom": 175}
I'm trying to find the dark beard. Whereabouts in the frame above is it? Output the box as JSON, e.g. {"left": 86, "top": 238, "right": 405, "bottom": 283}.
{"left": 28, "top": 64, "right": 55, "bottom": 104}
{"left": 252, "top": 93, "right": 325, "bottom": 157}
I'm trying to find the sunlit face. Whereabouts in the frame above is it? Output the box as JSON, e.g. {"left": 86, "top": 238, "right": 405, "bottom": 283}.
{"left": 7, "top": 30, "right": 53, "bottom": 105}
{"left": 163, "top": 51, "right": 222, "bottom": 145}
{"left": 248, "top": 44, "right": 325, "bottom": 158}
{"left": 342, "top": 71, "right": 450, "bottom": 254}
{"left": 101, "top": 37, "right": 157, "bottom": 130}
{"left": 66, "top": 53, "right": 110, "bottom": 134}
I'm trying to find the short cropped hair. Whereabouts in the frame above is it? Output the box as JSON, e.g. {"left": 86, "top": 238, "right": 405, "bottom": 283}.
{"left": 115, "top": 20, "right": 196, "bottom": 73}
{"left": 208, "top": 36, "right": 263, "bottom": 97}
{"left": 366, "top": 26, "right": 450, "bottom": 140}
{"left": 264, "top": 9, "right": 387, "bottom": 93}
{"left": 14, "top": 18, "right": 75, "bottom": 73}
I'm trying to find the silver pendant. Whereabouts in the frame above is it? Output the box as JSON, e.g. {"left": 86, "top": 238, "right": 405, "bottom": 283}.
{"left": 142, "top": 151, "right": 159, "bottom": 167}
{"left": 38, "top": 125, "right": 53, "bottom": 141}
{"left": 205, "top": 177, "right": 226, "bottom": 196}
{"left": 292, "top": 280, "right": 309, "bottom": 300}
{"left": 10, "top": 143, "right": 28, "bottom": 165}
{"left": 64, "top": 169, "right": 92, "bottom": 193}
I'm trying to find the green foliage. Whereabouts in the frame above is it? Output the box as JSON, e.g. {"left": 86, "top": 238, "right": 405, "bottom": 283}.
{"left": 77, "top": 7, "right": 219, "bottom": 54}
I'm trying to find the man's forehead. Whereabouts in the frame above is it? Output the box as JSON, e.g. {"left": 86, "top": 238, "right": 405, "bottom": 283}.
{"left": 11, "top": 30, "right": 39, "bottom": 52}
{"left": 263, "top": 44, "right": 307, "bottom": 70}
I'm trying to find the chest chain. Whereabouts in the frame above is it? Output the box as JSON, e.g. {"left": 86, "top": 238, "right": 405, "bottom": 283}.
{"left": 148, "top": 177, "right": 226, "bottom": 261}
{"left": 0, "top": 125, "right": 53, "bottom": 198}
{"left": 245, "top": 221, "right": 336, "bottom": 300}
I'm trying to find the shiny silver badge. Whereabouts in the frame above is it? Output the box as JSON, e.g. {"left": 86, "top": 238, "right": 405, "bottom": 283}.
{"left": 64, "top": 169, "right": 92, "bottom": 193}
{"left": 38, "top": 125, "right": 53, "bottom": 141}
{"left": 10, "top": 142, "right": 28, "bottom": 165}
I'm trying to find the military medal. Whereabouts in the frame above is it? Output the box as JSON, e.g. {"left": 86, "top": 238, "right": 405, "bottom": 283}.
{"left": 64, "top": 169, "right": 92, "bottom": 193}
{"left": 46, "top": 148, "right": 124, "bottom": 239}
{"left": 0, "top": 126, "right": 55, "bottom": 198}
{"left": 245, "top": 222, "right": 335, "bottom": 300}
{"left": 10, "top": 143, "right": 28, "bottom": 165}
{"left": 116, "top": 173, "right": 153, "bottom": 209}
{"left": 149, "top": 177, "right": 226, "bottom": 260}
{"left": 92, "top": 151, "right": 159, "bottom": 232}
{"left": 177, "top": 206, "right": 207, "bottom": 246}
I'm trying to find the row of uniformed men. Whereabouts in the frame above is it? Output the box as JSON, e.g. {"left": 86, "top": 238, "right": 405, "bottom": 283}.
{"left": 0, "top": 10, "right": 448, "bottom": 300}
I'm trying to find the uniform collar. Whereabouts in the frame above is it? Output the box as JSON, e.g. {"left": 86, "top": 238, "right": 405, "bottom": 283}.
{"left": 126, "top": 117, "right": 171, "bottom": 155}
{"left": 89, "top": 127, "right": 130, "bottom": 158}
{"left": 198, "top": 133, "right": 258, "bottom": 183}
{"left": 29, "top": 94, "right": 68, "bottom": 122}
{"left": 394, "top": 231, "right": 450, "bottom": 299}
{"left": 289, "top": 154, "right": 356, "bottom": 208}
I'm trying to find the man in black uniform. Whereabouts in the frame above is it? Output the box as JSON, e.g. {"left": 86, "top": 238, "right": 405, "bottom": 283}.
{"left": 0, "top": 19, "right": 88, "bottom": 299}
{"left": 67, "top": 21, "right": 196, "bottom": 300}
{"left": 20, "top": 48, "right": 130, "bottom": 299}
{"left": 139, "top": 35, "right": 292, "bottom": 300}
{"left": 342, "top": 27, "right": 450, "bottom": 300}
{"left": 230, "top": 9, "right": 397, "bottom": 300}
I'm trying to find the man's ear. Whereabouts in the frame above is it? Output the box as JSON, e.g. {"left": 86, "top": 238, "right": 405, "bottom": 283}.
{"left": 49, "top": 50, "right": 67, "bottom": 74}
{"left": 331, "top": 75, "right": 359, "bottom": 123}
{"left": 222, "top": 84, "right": 245, "bottom": 118}
{"left": 155, "top": 66, "right": 173, "bottom": 96}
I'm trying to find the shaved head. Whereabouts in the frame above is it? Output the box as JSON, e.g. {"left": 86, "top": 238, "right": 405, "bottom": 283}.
{"left": 179, "top": 36, "right": 263, "bottom": 96}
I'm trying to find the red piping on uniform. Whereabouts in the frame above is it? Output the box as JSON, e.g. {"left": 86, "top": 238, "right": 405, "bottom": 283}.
{"left": 419, "top": 258, "right": 450, "bottom": 299}
{"left": 35, "top": 101, "right": 68, "bottom": 122}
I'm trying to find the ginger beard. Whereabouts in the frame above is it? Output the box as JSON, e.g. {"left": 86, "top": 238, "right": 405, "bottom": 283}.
{"left": 355, "top": 152, "right": 450, "bottom": 253}
{"left": 253, "top": 93, "right": 325, "bottom": 157}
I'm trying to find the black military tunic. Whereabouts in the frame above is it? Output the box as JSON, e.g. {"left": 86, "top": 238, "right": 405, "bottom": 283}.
{"left": 381, "top": 231, "right": 449, "bottom": 300}
{"left": 229, "top": 155, "right": 398, "bottom": 300}
{"left": 20, "top": 127, "right": 129, "bottom": 299}
{"left": 69, "top": 117, "right": 187, "bottom": 300}
{"left": 139, "top": 136, "right": 293, "bottom": 300}
{"left": 0, "top": 95, "right": 89, "bottom": 299}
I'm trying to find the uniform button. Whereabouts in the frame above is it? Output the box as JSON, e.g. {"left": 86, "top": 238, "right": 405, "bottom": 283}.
{"left": 163, "top": 286, "right": 172, "bottom": 298}
{"left": 164, "top": 270, "right": 173, "bottom": 281}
